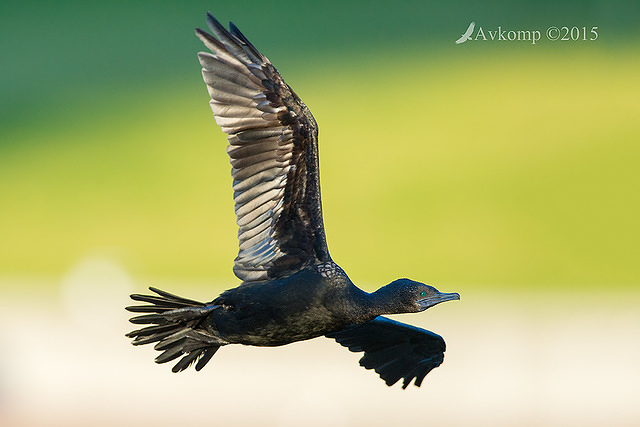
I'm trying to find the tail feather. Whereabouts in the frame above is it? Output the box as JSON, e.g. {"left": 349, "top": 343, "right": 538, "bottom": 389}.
{"left": 126, "top": 287, "right": 227, "bottom": 372}
{"left": 153, "top": 329, "right": 194, "bottom": 351}
{"left": 130, "top": 287, "right": 205, "bottom": 307}
{"left": 195, "top": 347, "right": 219, "bottom": 371}
{"left": 125, "top": 304, "right": 169, "bottom": 314}
{"left": 129, "top": 324, "right": 180, "bottom": 346}
{"left": 156, "top": 344, "right": 186, "bottom": 364}
{"left": 172, "top": 350, "right": 202, "bottom": 372}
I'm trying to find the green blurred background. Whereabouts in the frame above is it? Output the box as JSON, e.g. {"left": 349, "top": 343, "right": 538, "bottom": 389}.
{"left": 1, "top": 0, "right": 639, "bottom": 291}
{"left": 2, "top": 0, "right": 640, "bottom": 292}
{"left": 2, "top": 1, "right": 640, "bottom": 426}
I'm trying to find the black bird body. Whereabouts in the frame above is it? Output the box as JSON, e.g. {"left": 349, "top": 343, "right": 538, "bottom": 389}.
{"left": 126, "top": 12, "right": 460, "bottom": 389}
{"left": 209, "top": 266, "right": 363, "bottom": 346}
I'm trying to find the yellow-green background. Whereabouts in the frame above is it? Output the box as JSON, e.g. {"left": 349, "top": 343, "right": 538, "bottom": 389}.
{"left": 1, "top": 2, "right": 639, "bottom": 425}
{"left": 2, "top": 0, "right": 638, "bottom": 291}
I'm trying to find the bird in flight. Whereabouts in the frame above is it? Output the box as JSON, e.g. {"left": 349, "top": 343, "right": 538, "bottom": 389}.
{"left": 455, "top": 21, "right": 475, "bottom": 44}
{"left": 126, "top": 12, "right": 460, "bottom": 389}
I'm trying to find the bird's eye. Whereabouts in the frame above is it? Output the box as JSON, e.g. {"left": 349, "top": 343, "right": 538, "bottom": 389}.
{"left": 419, "top": 291, "right": 427, "bottom": 297}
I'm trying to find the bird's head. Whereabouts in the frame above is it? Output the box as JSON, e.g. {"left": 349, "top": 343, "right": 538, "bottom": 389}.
{"left": 374, "top": 279, "right": 460, "bottom": 314}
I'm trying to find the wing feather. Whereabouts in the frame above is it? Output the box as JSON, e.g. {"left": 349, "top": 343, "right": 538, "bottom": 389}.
{"left": 327, "top": 316, "right": 446, "bottom": 389}
{"left": 232, "top": 168, "right": 288, "bottom": 193}
{"left": 197, "top": 14, "right": 331, "bottom": 282}
{"left": 227, "top": 138, "right": 283, "bottom": 159}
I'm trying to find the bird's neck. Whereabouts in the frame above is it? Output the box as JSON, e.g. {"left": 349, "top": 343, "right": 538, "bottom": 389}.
{"left": 365, "top": 286, "right": 407, "bottom": 316}
{"left": 341, "top": 284, "right": 406, "bottom": 322}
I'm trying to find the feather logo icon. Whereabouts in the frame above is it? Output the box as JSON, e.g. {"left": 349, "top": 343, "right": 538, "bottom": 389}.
{"left": 455, "top": 22, "right": 475, "bottom": 44}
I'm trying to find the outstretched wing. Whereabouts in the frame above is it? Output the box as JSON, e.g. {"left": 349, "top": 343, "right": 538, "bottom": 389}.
{"left": 196, "top": 14, "right": 330, "bottom": 282}
{"left": 326, "top": 316, "right": 446, "bottom": 389}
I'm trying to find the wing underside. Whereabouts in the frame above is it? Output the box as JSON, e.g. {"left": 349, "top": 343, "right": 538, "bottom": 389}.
{"left": 327, "top": 316, "right": 446, "bottom": 388}
{"left": 196, "top": 14, "right": 330, "bottom": 282}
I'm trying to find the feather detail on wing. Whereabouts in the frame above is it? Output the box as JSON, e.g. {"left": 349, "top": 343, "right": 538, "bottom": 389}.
{"left": 327, "top": 316, "right": 446, "bottom": 388}
{"left": 196, "top": 14, "right": 330, "bottom": 283}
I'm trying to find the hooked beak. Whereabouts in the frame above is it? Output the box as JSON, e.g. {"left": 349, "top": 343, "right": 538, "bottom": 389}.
{"left": 418, "top": 291, "right": 460, "bottom": 311}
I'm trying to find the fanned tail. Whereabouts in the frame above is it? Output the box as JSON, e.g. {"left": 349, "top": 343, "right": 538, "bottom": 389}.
{"left": 126, "top": 287, "right": 226, "bottom": 372}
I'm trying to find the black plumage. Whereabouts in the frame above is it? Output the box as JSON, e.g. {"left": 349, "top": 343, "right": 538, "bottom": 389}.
{"left": 126, "top": 13, "right": 460, "bottom": 389}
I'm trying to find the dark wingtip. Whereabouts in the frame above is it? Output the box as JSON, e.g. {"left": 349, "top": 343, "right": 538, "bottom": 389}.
{"left": 205, "top": 12, "right": 228, "bottom": 36}
{"left": 195, "top": 26, "right": 226, "bottom": 52}
{"left": 228, "top": 21, "right": 248, "bottom": 44}
{"left": 228, "top": 21, "right": 240, "bottom": 36}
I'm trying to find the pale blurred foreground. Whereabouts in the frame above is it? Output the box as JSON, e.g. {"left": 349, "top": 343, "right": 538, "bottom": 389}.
{"left": 1, "top": 258, "right": 639, "bottom": 427}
